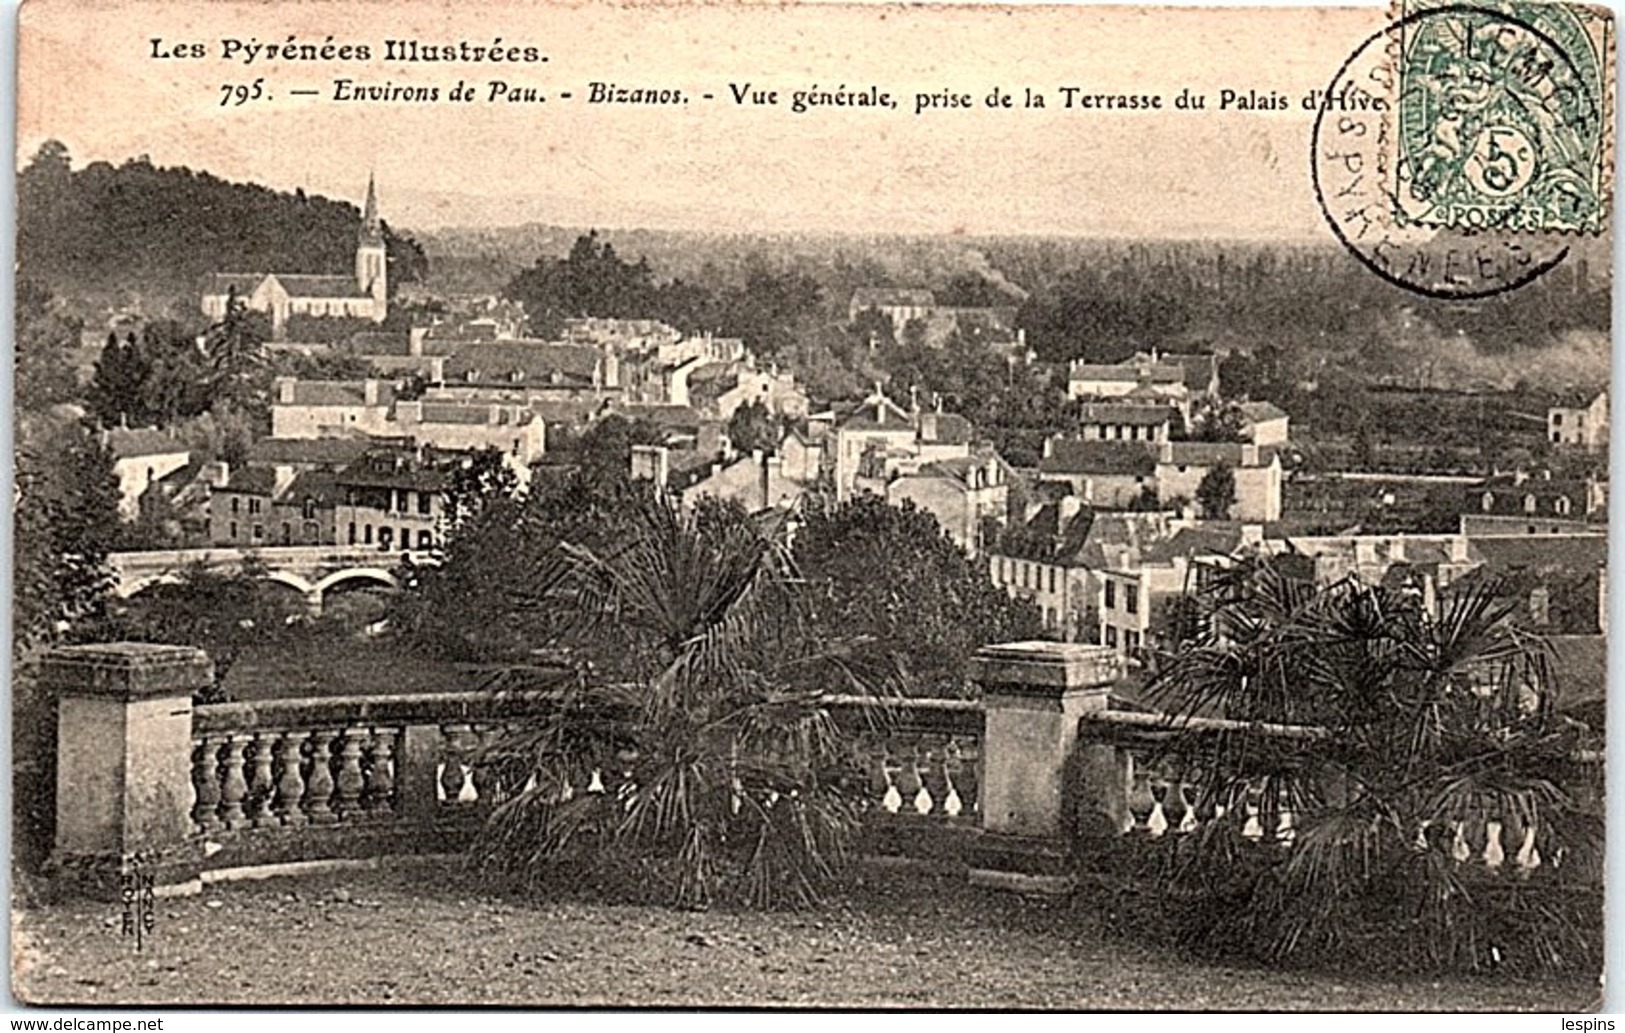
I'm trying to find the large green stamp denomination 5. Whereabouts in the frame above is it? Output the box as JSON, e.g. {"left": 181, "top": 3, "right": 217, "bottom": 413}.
{"left": 1395, "top": 0, "right": 1611, "bottom": 234}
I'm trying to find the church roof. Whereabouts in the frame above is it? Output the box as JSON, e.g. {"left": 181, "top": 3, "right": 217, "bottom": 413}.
{"left": 205, "top": 273, "right": 369, "bottom": 300}
{"left": 273, "top": 274, "right": 372, "bottom": 300}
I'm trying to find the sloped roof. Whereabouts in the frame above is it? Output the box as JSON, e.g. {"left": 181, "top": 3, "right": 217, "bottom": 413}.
{"left": 1164, "top": 352, "right": 1219, "bottom": 391}
{"left": 249, "top": 437, "right": 377, "bottom": 467}
{"left": 283, "top": 470, "right": 345, "bottom": 506}
{"left": 1470, "top": 534, "right": 1608, "bottom": 573}
{"left": 1238, "top": 401, "right": 1289, "bottom": 423}
{"left": 442, "top": 343, "right": 600, "bottom": 385}
{"left": 1141, "top": 524, "right": 1249, "bottom": 564}
{"left": 282, "top": 380, "right": 397, "bottom": 407}
{"left": 272, "top": 274, "right": 372, "bottom": 300}
{"left": 1164, "top": 441, "right": 1265, "bottom": 467}
{"left": 1069, "top": 362, "right": 1185, "bottom": 385}
{"left": 1039, "top": 440, "right": 1158, "bottom": 477}
{"left": 1077, "top": 403, "right": 1177, "bottom": 426}
{"left": 204, "top": 273, "right": 268, "bottom": 296}
{"left": 221, "top": 467, "right": 278, "bottom": 496}
{"left": 105, "top": 427, "right": 187, "bottom": 460}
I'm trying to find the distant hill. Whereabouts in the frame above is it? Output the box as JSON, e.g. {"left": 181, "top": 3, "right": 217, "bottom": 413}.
{"left": 17, "top": 142, "right": 427, "bottom": 321}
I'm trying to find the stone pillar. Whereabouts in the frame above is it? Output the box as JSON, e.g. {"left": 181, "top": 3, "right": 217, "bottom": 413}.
{"left": 967, "top": 640, "right": 1123, "bottom": 893}
{"left": 45, "top": 643, "right": 214, "bottom": 898}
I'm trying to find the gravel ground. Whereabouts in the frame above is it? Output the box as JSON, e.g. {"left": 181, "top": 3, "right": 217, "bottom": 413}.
{"left": 11, "top": 861, "right": 1600, "bottom": 1010}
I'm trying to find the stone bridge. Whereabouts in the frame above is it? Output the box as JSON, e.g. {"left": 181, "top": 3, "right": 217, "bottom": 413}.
{"left": 107, "top": 546, "right": 434, "bottom": 613}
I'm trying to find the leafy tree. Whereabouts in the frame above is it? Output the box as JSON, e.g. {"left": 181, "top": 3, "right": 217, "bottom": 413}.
{"left": 470, "top": 493, "right": 884, "bottom": 908}
{"left": 203, "top": 290, "right": 271, "bottom": 411}
{"left": 792, "top": 495, "right": 1043, "bottom": 696}
{"left": 1195, "top": 464, "right": 1236, "bottom": 519}
{"left": 441, "top": 447, "right": 522, "bottom": 535}
{"left": 13, "top": 419, "right": 120, "bottom": 648}
{"left": 727, "top": 400, "right": 780, "bottom": 454}
{"left": 88, "top": 332, "right": 151, "bottom": 428}
{"left": 104, "top": 558, "right": 308, "bottom": 701}
{"left": 15, "top": 281, "right": 84, "bottom": 411}
{"left": 136, "top": 321, "right": 213, "bottom": 427}
{"left": 1189, "top": 400, "right": 1248, "bottom": 443}
{"left": 1140, "top": 562, "right": 1602, "bottom": 974}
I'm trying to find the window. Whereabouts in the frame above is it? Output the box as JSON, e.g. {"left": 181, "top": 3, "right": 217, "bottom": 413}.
{"left": 1126, "top": 630, "right": 1140, "bottom": 652}
{"left": 302, "top": 499, "right": 317, "bottom": 520}
{"left": 1553, "top": 413, "right": 1564, "bottom": 426}
{"left": 1553, "top": 432, "right": 1564, "bottom": 443}
{"left": 1104, "top": 579, "right": 1117, "bottom": 609}
{"left": 379, "top": 527, "right": 394, "bottom": 549}
{"left": 364, "top": 525, "right": 373, "bottom": 545}
{"left": 231, "top": 497, "right": 241, "bottom": 515}
{"left": 418, "top": 530, "right": 433, "bottom": 550}
{"left": 251, "top": 523, "right": 264, "bottom": 540}
{"left": 1126, "top": 587, "right": 1139, "bottom": 615}
{"left": 229, "top": 521, "right": 237, "bottom": 540}
{"left": 1105, "top": 625, "right": 1118, "bottom": 647}
{"left": 348, "top": 522, "right": 357, "bottom": 545}
{"left": 248, "top": 498, "right": 262, "bottom": 516}
{"left": 281, "top": 522, "right": 291, "bottom": 545}
{"left": 418, "top": 492, "right": 432, "bottom": 516}
{"left": 1556, "top": 496, "right": 1572, "bottom": 516}
{"left": 1047, "top": 567, "right": 1056, "bottom": 593}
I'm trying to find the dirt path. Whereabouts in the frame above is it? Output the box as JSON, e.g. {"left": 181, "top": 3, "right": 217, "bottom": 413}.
{"left": 10, "top": 862, "right": 1598, "bottom": 1009}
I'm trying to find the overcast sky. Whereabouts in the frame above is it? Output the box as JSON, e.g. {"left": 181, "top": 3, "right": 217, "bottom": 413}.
{"left": 20, "top": 1, "right": 1384, "bottom": 237}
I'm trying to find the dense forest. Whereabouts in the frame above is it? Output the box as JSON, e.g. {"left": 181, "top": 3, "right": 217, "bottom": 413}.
{"left": 16, "top": 141, "right": 429, "bottom": 319}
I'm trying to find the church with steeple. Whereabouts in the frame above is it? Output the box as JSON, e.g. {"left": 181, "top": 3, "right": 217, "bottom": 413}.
{"left": 201, "top": 176, "right": 388, "bottom": 337}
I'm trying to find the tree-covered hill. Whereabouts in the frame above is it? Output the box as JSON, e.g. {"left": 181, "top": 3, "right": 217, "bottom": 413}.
{"left": 17, "top": 141, "right": 428, "bottom": 318}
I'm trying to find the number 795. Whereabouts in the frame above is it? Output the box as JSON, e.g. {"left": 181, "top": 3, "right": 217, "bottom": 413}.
{"left": 220, "top": 79, "right": 266, "bottom": 106}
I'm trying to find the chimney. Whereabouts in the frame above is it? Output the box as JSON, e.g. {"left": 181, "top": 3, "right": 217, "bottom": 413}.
{"left": 409, "top": 326, "right": 427, "bottom": 357}
{"left": 275, "top": 377, "right": 297, "bottom": 405}
{"left": 273, "top": 464, "right": 297, "bottom": 499}
{"left": 1059, "top": 494, "right": 1083, "bottom": 527}
{"left": 364, "top": 379, "right": 381, "bottom": 406}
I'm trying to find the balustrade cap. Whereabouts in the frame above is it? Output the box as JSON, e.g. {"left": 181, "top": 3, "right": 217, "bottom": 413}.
{"left": 971, "top": 641, "right": 1123, "bottom": 697}
{"left": 41, "top": 642, "right": 214, "bottom": 700}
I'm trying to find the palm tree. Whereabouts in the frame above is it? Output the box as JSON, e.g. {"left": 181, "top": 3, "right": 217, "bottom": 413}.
{"left": 1138, "top": 556, "right": 1603, "bottom": 974}
{"left": 469, "top": 490, "right": 890, "bottom": 909}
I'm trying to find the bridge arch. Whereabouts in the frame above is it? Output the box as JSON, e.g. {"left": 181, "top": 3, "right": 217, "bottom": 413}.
{"left": 313, "top": 568, "right": 400, "bottom": 597}
{"left": 117, "top": 573, "right": 187, "bottom": 599}
{"left": 261, "top": 571, "right": 318, "bottom": 597}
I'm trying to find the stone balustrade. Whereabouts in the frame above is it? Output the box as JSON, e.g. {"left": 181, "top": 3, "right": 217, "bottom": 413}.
{"left": 46, "top": 641, "right": 1599, "bottom": 898}
{"left": 1075, "top": 709, "right": 1604, "bottom": 879}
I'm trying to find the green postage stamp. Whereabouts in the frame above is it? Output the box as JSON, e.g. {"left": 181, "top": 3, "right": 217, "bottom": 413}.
{"left": 1394, "top": 0, "right": 1612, "bottom": 235}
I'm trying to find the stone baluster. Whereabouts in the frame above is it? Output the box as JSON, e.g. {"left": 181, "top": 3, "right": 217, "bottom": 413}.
{"left": 1482, "top": 819, "right": 1506, "bottom": 869}
{"left": 365, "top": 728, "right": 396, "bottom": 817}
{"left": 894, "top": 746, "right": 922, "bottom": 807}
{"left": 911, "top": 748, "right": 935, "bottom": 815}
{"left": 942, "top": 742, "right": 964, "bottom": 819}
{"left": 191, "top": 737, "right": 223, "bottom": 833}
{"left": 247, "top": 734, "right": 278, "bottom": 828}
{"left": 305, "top": 730, "right": 337, "bottom": 824}
{"left": 218, "top": 736, "right": 251, "bottom": 830}
{"left": 1126, "top": 764, "right": 1156, "bottom": 834}
{"left": 1450, "top": 820, "right": 1472, "bottom": 863}
{"left": 439, "top": 723, "right": 474, "bottom": 803}
{"left": 1146, "top": 781, "right": 1171, "bottom": 838}
{"left": 333, "top": 727, "right": 368, "bottom": 818}
{"left": 275, "top": 731, "right": 309, "bottom": 826}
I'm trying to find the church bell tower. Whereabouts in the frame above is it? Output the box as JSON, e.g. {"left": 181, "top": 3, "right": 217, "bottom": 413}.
{"left": 355, "top": 174, "right": 388, "bottom": 321}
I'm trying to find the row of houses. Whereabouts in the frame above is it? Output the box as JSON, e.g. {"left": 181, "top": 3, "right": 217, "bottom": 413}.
{"left": 990, "top": 505, "right": 1608, "bottom": 663}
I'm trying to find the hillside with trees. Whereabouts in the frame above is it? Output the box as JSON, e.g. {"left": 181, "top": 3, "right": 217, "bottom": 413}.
{"left": 17, "top": 141, "right": 429, "bottom": 319}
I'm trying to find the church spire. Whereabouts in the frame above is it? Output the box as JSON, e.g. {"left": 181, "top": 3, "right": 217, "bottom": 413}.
{"left": 359, "top": 173, "right": 383, "bottom": 246}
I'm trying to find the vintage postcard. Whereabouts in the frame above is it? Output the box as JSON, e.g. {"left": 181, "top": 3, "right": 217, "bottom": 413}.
{"left": 10, "top": 0, "right": 1612, "bottom": 1013}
